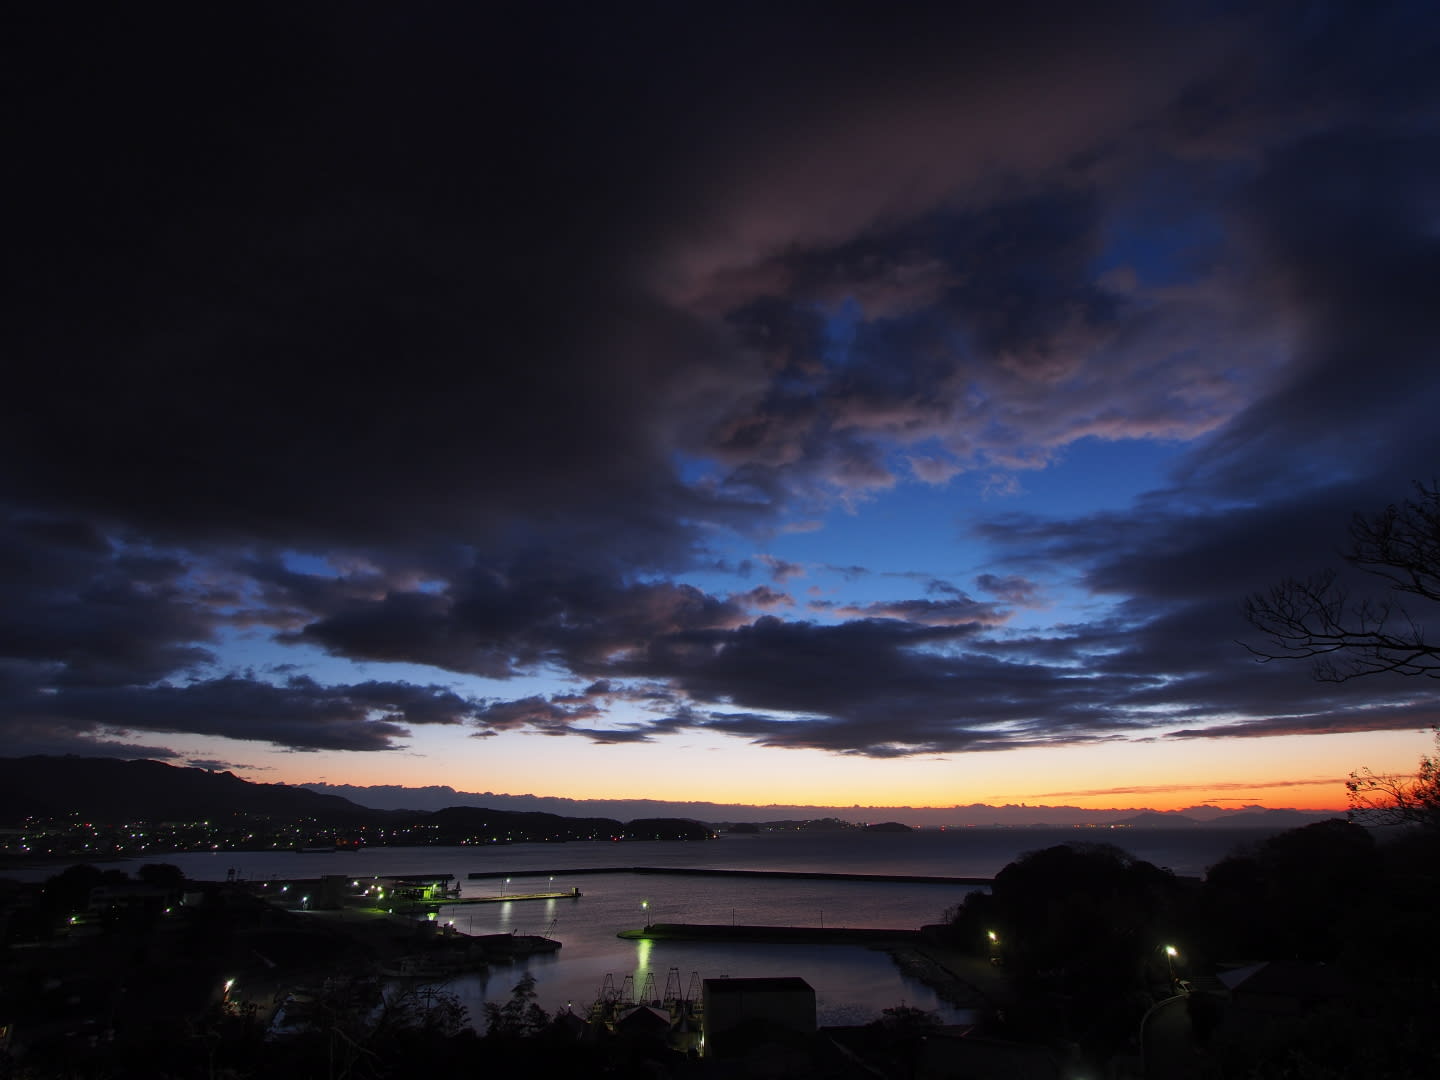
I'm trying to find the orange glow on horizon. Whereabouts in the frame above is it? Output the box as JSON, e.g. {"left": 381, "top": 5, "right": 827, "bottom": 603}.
{"left": 205, "top": 722, "right": 1430, "bottom": 818}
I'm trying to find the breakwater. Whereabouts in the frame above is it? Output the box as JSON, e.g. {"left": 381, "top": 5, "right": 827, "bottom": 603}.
{"left": 468, "top": 866, "right": 992, "bottom": 886}
{"left": 617, "top": 921, "right": 925, "bottom": 944}
{"left": 411, "top": 889, "right": 580, "bottom": 906}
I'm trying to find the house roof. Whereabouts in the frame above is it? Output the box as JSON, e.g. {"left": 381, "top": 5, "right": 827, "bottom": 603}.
{"left": 615, "top": 1005, "right": 672, "bottom": 1034}
{"left": 1220, "top": 961, "right": 1351, "bottom": 999}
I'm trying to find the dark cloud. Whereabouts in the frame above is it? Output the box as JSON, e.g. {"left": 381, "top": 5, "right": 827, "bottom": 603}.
{"left": 3, "top": 2, "right": 1217, "bottom": 556}
{"left": 4, "top": 675, "right": 479, "bottom": 754}
{"left": 469, "top": 687, "right": 699, "bottom": 745}
{"left": 4, "top": 3, "right": 1440, "bottom": 764}
{"left": 1031, "top": 777, "right": 1345, "bottom": 799}
{"left": 733, "top": 585, "right": 795, "bottom": 611}
{"left": 293, "top": 558, "right": 748, "bottom": 677}
{"left": 0, "top": 515, "right": 218, "bottom": 688}
{"left": 755, "top": 555, "right": 806, "bottom": 583}
{"left": 1170, "top": 711, "right": 1439, "bottom": 741}
{"left": 831, "top": 596, "right": 1010, "bottom": 627}
{"left": 976, "top": 574, "right": 1044, "bottom": 606}
{"left": 472, "top": 696, "right": 602, "bottom": 735}
{"left": 0, "top": 721, "right": 186, "bottom": 762}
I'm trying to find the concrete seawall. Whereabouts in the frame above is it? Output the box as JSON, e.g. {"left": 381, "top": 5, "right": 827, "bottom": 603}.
{"left": 467, "top": 866, "right": 992, "bottom": 886}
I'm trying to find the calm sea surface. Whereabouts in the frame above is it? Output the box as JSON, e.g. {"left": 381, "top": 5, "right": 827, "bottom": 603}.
{"left": 11, "top": 828, "right": 1272, "bottom": 1025}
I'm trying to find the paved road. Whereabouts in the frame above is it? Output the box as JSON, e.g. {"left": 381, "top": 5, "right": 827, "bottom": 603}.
{"left": 1142, "top": 994, "right": 1198, "bottom": 1079}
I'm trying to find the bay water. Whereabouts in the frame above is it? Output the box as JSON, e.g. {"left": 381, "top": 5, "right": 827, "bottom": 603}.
{"left": 14, "top": 827, "right": 1270, "bottom": 1025}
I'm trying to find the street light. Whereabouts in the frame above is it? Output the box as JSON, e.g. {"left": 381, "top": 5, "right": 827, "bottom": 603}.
{"left": 1162, "top": 945, "right": 1178, "bottom": 984}
{"left": 986, "top": 930, "right": 1003, "bottom": 967}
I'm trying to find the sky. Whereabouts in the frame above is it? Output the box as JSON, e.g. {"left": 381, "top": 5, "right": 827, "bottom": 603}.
{"left": 7, "top": 2, "right": 1440, "bottom": 816}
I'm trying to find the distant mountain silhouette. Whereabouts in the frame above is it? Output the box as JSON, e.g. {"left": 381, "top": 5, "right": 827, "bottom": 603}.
{"left": 1206, "top": 808, "right": 1346, "bottom": 828}
{"left": 426, "top": 804, "right": 623, "bottom": 841}
{"left": 0, "top": 756, "right": 372, "bottom": 824}
{"left": 1112, "top": 808, "right": 1340, "bottom": 828}
{"left": 0, "top": 759, "right": 715, "bottom": 843}
{"left": 426, "top": 807, "right": 710, "bottom": 842}
{"left": 304, "top": 782, "right": 1346, "bottom": 826}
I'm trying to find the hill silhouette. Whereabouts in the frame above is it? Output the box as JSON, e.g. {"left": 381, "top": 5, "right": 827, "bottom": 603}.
{"left": 0, "top": 756, "right": 377, "bottom": 824}
{"left": 0, "top": 758, "right": 712, "bottom": 841}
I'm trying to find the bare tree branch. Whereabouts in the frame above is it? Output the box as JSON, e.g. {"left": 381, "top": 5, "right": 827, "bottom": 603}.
{"left": 1242, "top": 482, "right": 1440, "bottom": 682}
{"left": 1346, "top": 728, "right": 1440, "bottom": 829}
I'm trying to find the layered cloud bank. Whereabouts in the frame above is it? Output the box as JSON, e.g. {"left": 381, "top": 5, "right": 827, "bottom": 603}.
{"left": 5, "top": 5, "right": 1440, "bottom": 784}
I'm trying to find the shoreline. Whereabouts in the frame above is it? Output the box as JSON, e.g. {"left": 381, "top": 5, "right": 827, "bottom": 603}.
{"left": 883, "top": 942, "right": 1013, "bottom": 1011}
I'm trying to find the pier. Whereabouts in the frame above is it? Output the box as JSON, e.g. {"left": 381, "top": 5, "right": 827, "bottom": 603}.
{"left": 468, "top": 866, "right": 993, "bottom": 886}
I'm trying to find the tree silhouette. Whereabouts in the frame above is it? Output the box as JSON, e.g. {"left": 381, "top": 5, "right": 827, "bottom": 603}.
{"left": 136, "top": 862, "right": 185, "bottom": 888}
{"left": 1347, "top": 727, "right": 1440, "bottom": 829}
{"left": 482, "top": 973, "right": 549, "bottom": 1039}
{"left": 1244, "top": 481, "right": 1440, "bottom": 681}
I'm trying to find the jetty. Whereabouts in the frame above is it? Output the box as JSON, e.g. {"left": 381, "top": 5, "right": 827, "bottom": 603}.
{"left": 407, "top": 887, "right": 580, "bottom": 907}
{"left": 469, "top": 866, "right": 992, "bottom": 886}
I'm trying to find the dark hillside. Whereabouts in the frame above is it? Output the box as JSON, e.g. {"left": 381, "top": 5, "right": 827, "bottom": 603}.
{"left": 426, "top": 804, "right": 622, "bottom": 841}
{"left": 0, "top": 756, "right": 371, "bottom": 824}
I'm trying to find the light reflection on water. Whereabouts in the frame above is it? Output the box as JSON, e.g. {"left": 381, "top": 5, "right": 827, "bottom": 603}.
{"left": 423, "top": 869, "right": 976, "bottom": 1023}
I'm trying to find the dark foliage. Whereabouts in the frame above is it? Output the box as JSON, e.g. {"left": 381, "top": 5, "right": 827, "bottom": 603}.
{"left": 135, "top": 862, "right": 185, "bottom": 888}
{"left": 482, "top": 972, "right": 549, "bottom": 1039}
{"left": 947, "top": 842, "right": 1185, "bottom": 1057}
{"left": 1197, "top": 819, "right": 1379, "bottom": 963}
